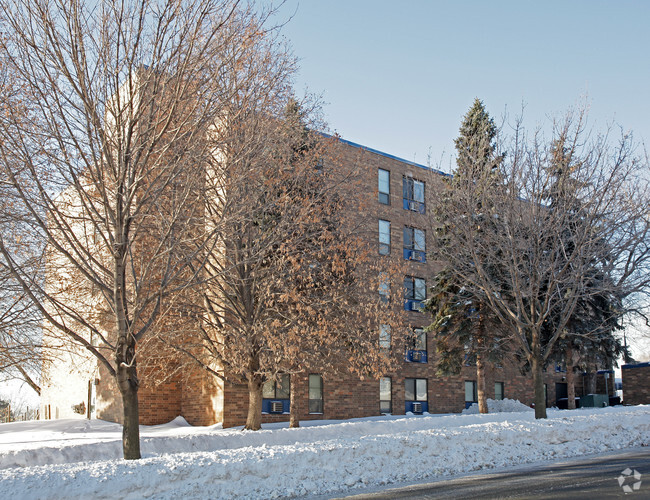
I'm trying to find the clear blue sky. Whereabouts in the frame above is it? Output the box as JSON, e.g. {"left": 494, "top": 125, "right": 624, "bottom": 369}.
{"left": 275, "top": 0, "right": 650, "bottom": 171}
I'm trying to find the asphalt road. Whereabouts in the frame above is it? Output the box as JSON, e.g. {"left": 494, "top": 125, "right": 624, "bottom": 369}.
{"left": 332, "top": 447, "right": 650, "bottom": 499}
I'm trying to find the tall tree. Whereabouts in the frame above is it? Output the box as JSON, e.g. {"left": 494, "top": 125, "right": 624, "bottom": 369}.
{"left": 429, "top": 107, "right": 650, "bottom": 419}
{"left": 169, "top": 90, "right": 408, "bottom": 430}
{"left": 427, "top": 99, "right": 505, "bottom": 414}
{"left": 0, "top": 0, "right": 276, "bottom": 459}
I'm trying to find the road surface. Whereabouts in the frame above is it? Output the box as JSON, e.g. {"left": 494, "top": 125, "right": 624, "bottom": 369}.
{"left": 332, "top": 447, "right": 649, "bottom": 499}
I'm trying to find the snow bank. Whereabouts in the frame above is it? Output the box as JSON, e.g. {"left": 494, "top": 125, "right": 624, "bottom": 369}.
{"left": 0, "top": 406, "right": 648, "bottom": 499}
{"left": 462, "top": 397, "right": 533, "bottom": 414}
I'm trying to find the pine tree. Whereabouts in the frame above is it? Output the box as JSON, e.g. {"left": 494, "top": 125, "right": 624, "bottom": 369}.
{"left": 427, "top": 99, "right": 505, "bottom": 413}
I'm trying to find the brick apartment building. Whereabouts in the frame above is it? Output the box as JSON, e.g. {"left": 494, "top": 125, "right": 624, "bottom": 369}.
{"left": 40, "top": 137, "right": 568, "bottom": 427}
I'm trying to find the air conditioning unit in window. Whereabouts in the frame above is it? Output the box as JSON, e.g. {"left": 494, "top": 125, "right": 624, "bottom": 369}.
{"left": 408, "top": 201, "right": 418, "bottom": 212}
{"left": 270, "top": 401, "right": 284, "bottom": 413}
{"left": 411, "top": 351, "right": 422, "bottom": 362}
{"left": 412, "top": 402, "right": 423, "bottom": 413}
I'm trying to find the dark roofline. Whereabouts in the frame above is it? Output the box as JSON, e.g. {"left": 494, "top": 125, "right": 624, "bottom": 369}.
{"left": 323, "top": 133, "right": 450, "bottom": 177}
{"left": 622, "top": 362, "right": 650, "bottom": 370}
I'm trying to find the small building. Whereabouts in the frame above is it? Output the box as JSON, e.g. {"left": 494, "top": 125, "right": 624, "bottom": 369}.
{"left": 621, "top": 362, "right": 650, "bottom": 405}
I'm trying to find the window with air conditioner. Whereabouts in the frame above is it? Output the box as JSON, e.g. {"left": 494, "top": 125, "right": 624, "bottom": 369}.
{"left": 262, "top": 374, "right": 290, "bottom": 414}
{"left": 405, "top": 328, "right": 427, "bottom": 363}
{"left": 403, "top": 226, "right": 426, "bottom": 262}
{"left": 405, "top": 378, "right": 427, "bottom": 413}
{"left": 402, "top": 176, "right": 425, "bottom": 213}
{"left": 404, "top": 276, "right": 426, "bottom": 311}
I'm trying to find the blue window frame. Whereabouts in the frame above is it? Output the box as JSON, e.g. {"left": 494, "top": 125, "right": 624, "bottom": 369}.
{"left": 404, "top": 276, "right": 426, "bottom": 311}
{"left": 403, "top": 176, "right": 425, "bottom": 213}
{"left": 405, "top": 378, "right": 428, "bottom": 414}
{"left": 262, "top": 374, "right": 290, "bottom": 414}
{"left": 403, "top": 226, "right": 426, "bottom": 262}
{"left": 405, "top": 328, "right": 427, "bottom": 363}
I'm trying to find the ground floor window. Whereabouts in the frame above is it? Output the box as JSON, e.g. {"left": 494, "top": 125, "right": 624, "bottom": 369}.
{"left": 405, "top": 378, "right": 427, "bottom": 413}
{"left": 380, "top": 377, "right": 392, "bottom": 414}
{"left": 309, "top": 374, "right": 323, "bottom": 414}
{"left": 262, "top": 374, "right": 290, "bottom": 399}
{"left": 494, "top": 381, "right": 504, "bottom": 400}
{"left": 262, "top": 374, "right": 291, "bottom": 413}
{"left": 465, "top": 380, "right": 477, "bottom": 408}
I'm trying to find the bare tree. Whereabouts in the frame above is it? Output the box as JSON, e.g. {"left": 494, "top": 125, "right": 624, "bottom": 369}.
{"left": 0, "top": 0, "right": 279, "bottom": 459}
{"left": 169, "top": 89, "right": 410, "bottom": 430}
{"left": 429, "top": 107, "right": 650, "bottom": 419}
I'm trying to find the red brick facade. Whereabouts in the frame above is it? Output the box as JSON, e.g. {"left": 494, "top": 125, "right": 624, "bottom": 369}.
{"left": 50, "top": 137, "right": 570, "bottom": 427}
{"left": 621, "top": 363, "right": 650, "bottom": 405}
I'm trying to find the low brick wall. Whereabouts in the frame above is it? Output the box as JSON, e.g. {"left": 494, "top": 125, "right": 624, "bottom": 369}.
{"left": 622, "top": 362, "right": 650, "bottom": 405}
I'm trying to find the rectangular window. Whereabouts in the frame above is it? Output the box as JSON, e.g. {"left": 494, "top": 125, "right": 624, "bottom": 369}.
{"left": 380, "top": 377, "right": 392, "bottom": 414}
{"left": 378, "top": 169, "right": 390, "bottom": 204}
{"left": 308, "top": 374, "right": 323, "bottom": 413}
{"left": 405, "top": 378, "right": 427, "bottom": 401}
{"left": 409, "top": 328, "right": 427, "bottom": 351}
{"left": 403, "top": 226, "right": 426, "bottom": 262}
{"left": 405, "top": 328, "right": 427, "bottom": 363}
{"left": 262, "top": 374, "right": 291, "bottom": 399}
{"left": 378, "top": 220, "right": 391, "bottom": 255}
{"left": 378, "top": 273, "right": 390, "bottom": 304}
{"left": 465, "top": 380, "right": 478, "bottom": 403}
{"left": 495, "top": 382, "right": 504, "bottom": 401}
{"left": 404, "top": 276, "right": 426, "bottom": 311}
{"left": 379, "top": 324, "right": 391, "bottom": 350}
{"left": 402, "top": 176, "right": 425, "bottom": 212}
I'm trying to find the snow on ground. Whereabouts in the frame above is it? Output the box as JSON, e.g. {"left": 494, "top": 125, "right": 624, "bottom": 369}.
{"left": 462, "top": 397, "right": 535, "bottom": 414}
{"left": 0, "top": 405, "right": 648, "bottom": 500}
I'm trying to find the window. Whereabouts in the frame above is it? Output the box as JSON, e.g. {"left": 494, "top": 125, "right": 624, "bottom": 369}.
{"left": 465, "top": 380, "right": 477, "bottom": 404}
{"left": 409, "top": 328, "right": 426, "bottom": 351}
{"left": 403, "top": 176, "right": 425, "bottom": 212}
{"left": 405, "top": 378, "right": 427, "bottom": 401}
{"left": 405, "top": 328, "right": 427, "bottom": 363}
{"left": 404, "top": 276, "right": 426, "bottom": 311}
{"left": 494, "top": 382, "right": 504, "bottom": 401}
{"left": 378, "top": 273, "right": 390, "bottom": 304}
{"left": 262, "top": 374, "right": 290, "bottom": 400}
{"left": 378, "top": 169, "right": 390, "bottom": 204}
{"left": 309, "top": 374, "right": 323, "bottom": 413}
{"left": 379, "top": 324, "right": 391, "bottom": 350}
{"left": 403, "top": 226, "right": 426, "bottom": 262}
{"left": 380, "top": 377, "right": 392, "bottom": 414}
{"left": 378, "top": 220, "right": 391, "bottom": 255}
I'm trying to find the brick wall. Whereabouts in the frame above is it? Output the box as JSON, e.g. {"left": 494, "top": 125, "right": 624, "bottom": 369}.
{"left": 622, "top": 362, "right": 650, "bottom": 405}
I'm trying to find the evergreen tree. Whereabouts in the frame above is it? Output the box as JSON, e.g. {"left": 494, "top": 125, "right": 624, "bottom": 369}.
{"left": 427, "top": 99, "right": 506, "bottom": 413}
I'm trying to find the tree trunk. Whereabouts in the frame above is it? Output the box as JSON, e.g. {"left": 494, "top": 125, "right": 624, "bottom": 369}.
{"left": 116, "top": 342, "right": 141, "bottom": 460}
{"left": 289, "top": 373, "right": 299, "bottom": 428}
{"left": 476, "top": 352, "right": 488, "bottom": 414}
{"left": 586, "top": 370, "right": 597, "bottom": 394}
{"left": 531, "top": 357, "right": 547, "bottom": 419}
{"left": 245, "top": 375, "right": 263, "bottom": 430}
{"left": 565, "top": 344, "right": 576, "bottom": 410}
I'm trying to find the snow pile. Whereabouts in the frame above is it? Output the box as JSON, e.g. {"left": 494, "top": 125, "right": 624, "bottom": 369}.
{"left": 0, "top": 405, "right": 649, "bottom": 499}
{"left": 462, "top": 398, "right": 533, "bottom": 414}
